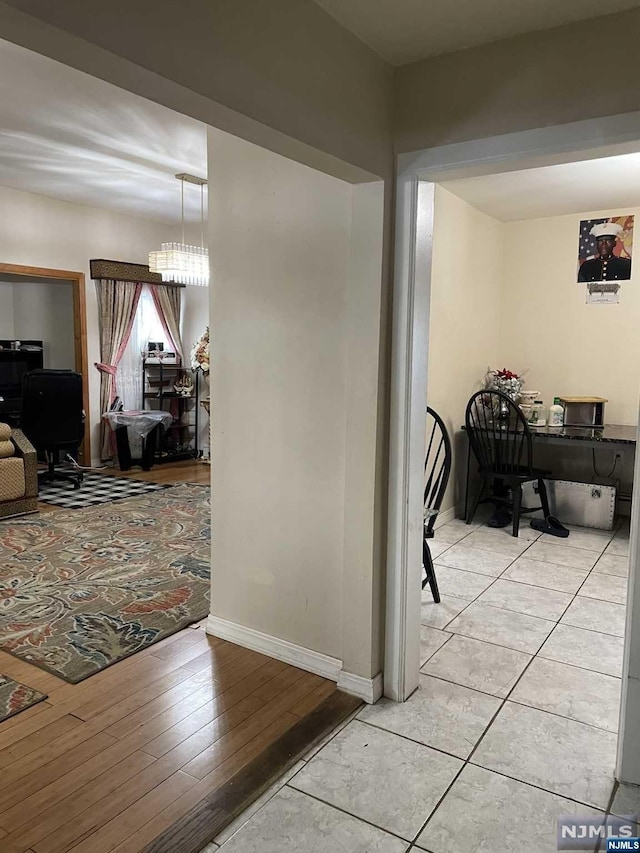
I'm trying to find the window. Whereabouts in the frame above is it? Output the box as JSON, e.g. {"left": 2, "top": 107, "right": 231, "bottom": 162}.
{"left": 118, "top": 286, "right": 170, "bottom": 410}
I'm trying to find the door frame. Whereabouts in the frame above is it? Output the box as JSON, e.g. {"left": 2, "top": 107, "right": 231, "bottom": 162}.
{"left": 0, "top": 263, "right": 90, "bottom": 465}
{"left": 385, "top": 110, "right": 640, "bottom": 713}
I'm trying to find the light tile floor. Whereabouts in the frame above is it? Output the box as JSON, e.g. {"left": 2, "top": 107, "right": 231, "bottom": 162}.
{"left": 202, "top": 517, "right": 636, "bottom": 852}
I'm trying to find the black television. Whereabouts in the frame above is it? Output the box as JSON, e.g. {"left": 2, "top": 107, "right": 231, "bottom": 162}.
{"left": 0, "top": 359, "right": 30, "bottom": 394}
{"left": 0, "top": 341, "right": 44, "bottom": 400}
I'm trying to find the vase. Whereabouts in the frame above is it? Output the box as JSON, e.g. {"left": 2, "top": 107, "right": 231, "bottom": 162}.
{"left": 490, "top": 377, "right": 523, "bottom": 402}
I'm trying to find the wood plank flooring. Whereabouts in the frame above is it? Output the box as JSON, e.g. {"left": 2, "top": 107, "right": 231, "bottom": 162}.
{"left": 143, "top": 690, "right": 362, "bottom": 853}
{"left": 1, "top": 461, "right": 341, "bottom": 852}
{"left": 100, "top": 459, "right": 211, "bottom": 487}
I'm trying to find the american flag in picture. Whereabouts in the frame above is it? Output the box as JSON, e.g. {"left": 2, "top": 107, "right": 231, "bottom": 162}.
{"left": 578, "top": 218, "right": 607, "bottom": 263}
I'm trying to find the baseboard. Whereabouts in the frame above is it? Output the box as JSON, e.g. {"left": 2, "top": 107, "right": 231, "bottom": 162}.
{"left": 434, "top": 506, "right": 457, "bottom": 528}
{"left": 337, "top": 670, "right": 383, "bottom": 704}
{"left": 206, "top": 615, "right": 342, "bottom": 683}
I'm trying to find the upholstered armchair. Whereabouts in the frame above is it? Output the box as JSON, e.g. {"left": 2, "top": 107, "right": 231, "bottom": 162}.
{"left": 0, "top": 423, "right": 38, "bottom": 520}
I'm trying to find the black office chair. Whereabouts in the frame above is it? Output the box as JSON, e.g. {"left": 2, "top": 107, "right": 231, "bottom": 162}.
{"left": 465, "top": 389, "right": 550, "bottom": 537}
{"left": 423, "top": 406, "right": 453, "bottom": 603}
{"left": 21, "top": 369, "right": 85, "bottom": 489}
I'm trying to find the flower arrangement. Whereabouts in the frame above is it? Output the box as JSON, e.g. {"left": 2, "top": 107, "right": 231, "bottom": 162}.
{"left": 190, "top": 326, "right": 209, "bottom": 374}
{"left": 484, "top": 367, "right": 524, "bottom": 401}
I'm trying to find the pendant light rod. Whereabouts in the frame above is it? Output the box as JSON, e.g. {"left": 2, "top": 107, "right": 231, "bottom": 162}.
{"left": 175, "top": 172, "right": 207, "bottom": 248}
{"left": 200, "top": 183, "right": 205, "bottom": 250}
{"left": 181, "top": 177, "right": 185, "bottom": 245}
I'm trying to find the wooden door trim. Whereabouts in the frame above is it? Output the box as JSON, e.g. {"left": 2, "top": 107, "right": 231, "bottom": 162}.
{"left": 0, "top": 262, "right": 91, "bottom": 465}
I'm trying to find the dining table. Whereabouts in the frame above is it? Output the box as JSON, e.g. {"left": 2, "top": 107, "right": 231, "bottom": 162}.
{"left": 461, "top": 422, "right": 637, "bottom": 521}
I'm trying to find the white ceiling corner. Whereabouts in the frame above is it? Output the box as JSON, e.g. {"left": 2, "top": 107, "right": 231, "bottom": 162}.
{"left": 439, "top": 153, "right": 640, "bottom": 222}
{"left": 0, "top": 38, "right": 207, "bottom": 224}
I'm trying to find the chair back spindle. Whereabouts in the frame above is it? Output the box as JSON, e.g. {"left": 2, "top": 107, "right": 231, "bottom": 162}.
{"left": 465, "top": 390, "right": 533, "bottom": 478}
{"left": 424, "top": 406, "right": 452, "bottom": 537}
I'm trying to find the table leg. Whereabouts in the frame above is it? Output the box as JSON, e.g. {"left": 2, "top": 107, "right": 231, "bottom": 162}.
{"left": 141, "top": 425, "right": 159, "bottom": 471}
{"left": 114, "top": 426, "right": 133, "bottom": 471}
{"left": 464, "top": 438, "right": 471, "bottom": 522}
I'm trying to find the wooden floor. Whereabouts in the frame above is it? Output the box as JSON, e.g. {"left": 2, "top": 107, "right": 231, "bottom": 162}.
{"left": 1, "top": 462, "right": 339, "bottom": 853}
{"left": 102, "top": 459, "right": 211, "bottom": 487}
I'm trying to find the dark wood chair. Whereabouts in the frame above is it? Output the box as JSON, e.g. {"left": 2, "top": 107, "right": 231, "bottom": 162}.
{"left": 423, "top": 406, "right": 452, "bottom": 602}
{"left": 464, "top": 389, "right": 550, "bottom": 537}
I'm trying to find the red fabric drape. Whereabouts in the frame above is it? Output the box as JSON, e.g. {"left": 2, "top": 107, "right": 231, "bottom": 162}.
{"left": 94, "top": 279, "right": 143, "bottom": 459}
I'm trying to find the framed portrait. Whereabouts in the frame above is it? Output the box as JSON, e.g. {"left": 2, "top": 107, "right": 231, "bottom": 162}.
{"left": 577, "top": 215, "right": 633, "bottom": 284}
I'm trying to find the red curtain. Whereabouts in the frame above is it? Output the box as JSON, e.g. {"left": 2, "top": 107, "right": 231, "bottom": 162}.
{"left": 95, "top": 279, "right": 143, "bottom": 459}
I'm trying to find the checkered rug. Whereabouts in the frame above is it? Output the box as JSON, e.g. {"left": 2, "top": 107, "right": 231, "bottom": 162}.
{"left": 37, "top": 472, "right": 170, "bottom": 509}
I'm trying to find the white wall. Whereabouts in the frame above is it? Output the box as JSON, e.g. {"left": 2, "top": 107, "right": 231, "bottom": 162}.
{"left": 342, "top": 180, "right": 386, "bottom": 679}
{"left": 0, "top": 279, "right": 75, "bottom": 369}
{"left": 0, "top": 283, "right": 15, "bottom": 337}
{"left": 0, "top": 183, "right": 176, "bottom": 463}
{"left": 207, "top": 128, "right": 385, "bottom": 681}
{"left": 501, "top": 207, "right": 639, "bottom": 426}
{"left": 500, "top": 206, "right": 640, "bottom": 498}
{"left": 427, "top": 186, "right": 503, "bottom": 515}
{"left": 208, "top": 128, "right": 349, "bottom": 661}
{"left": 428, "top": 198, "right": 639, "bottom": 514}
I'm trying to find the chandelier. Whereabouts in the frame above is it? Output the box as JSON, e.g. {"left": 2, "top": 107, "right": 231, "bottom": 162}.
{"left": 149, "top": 173, "right": 209, "bottom": 287}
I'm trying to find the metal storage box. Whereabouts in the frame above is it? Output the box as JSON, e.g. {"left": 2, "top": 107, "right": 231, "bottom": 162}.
{"left": 522, "top": 479, "right": 616, "bottom": 530}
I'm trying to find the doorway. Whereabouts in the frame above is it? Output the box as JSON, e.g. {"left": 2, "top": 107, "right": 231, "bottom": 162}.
{"left": 387, "top": 111, "right": 640, "bottom": 784}
{"left": 0, "top": 262, "right": 90, "bottom": 464}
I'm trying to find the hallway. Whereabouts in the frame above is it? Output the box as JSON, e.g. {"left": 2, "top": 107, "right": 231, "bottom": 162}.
{"left": 206, "top": 515, "right": 638, "bottom": 852}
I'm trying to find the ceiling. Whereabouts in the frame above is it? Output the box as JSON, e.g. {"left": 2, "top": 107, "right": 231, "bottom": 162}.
{"left": 440, "top": 153, "right": 640, "bottom": 222}
{"left": 314, "top": 0, "right": 640, "bottom": 65}
{"left": 1, "top": 28, "right": 640, "bottom": 228}
{"left": 0, "top": 39, "right": 206, "bottom": 224}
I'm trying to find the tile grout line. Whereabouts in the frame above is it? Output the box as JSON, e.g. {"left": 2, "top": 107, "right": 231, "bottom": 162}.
{"left": 419, "top": 630, "right": 455, "bottom": 669}
{"left": 422, "top": 651, "right": 621, "bottom": 697}
{"left": 361, "top": 668, "right": 619, "bottom": 780}
{"left": 529, "top": 651, "right": 622, "bottom": 680}
{"left": 260, "top": 520, "right": 626, "bottom": 852}
{"left": 434, "top": 564, "right": 589, "bottom": 595}
{"left": 431, "top": 522, "right": 624, "bottom": 653}
{"left": 503, "top": 696, "right": 620, "bottom": 736}
{"left": 407, "top": 644, "right": 587, "bottom": 849}
{"left": 428, "top": 528, "right": 540, "bottom": 630}
{"left": 281, "top": 784, "right": 413, "bottom": 846}
{"left": 429, "top": 526, "right": 544, "bottom": 632}
{"left": 353, "top": 715, "right": 466, "bottom": 763}
{"left": 408, "top": 673, "right": 612, "bottom": 852}
{"left": 414, "top": 518, "right": 623, "bottom": 846}
{"left": 436, "top": 529, "right": 623, "bottom": 725}
{"left": 410, "top": 606, "right": 547, "bottom": 841}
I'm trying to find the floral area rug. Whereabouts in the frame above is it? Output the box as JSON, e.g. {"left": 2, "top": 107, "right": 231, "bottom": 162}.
{"left": 0, "top": 483, "right": 210, "bottom": 683}
{"left": 0, "top": 675, "right": 47, "bottom": 722}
